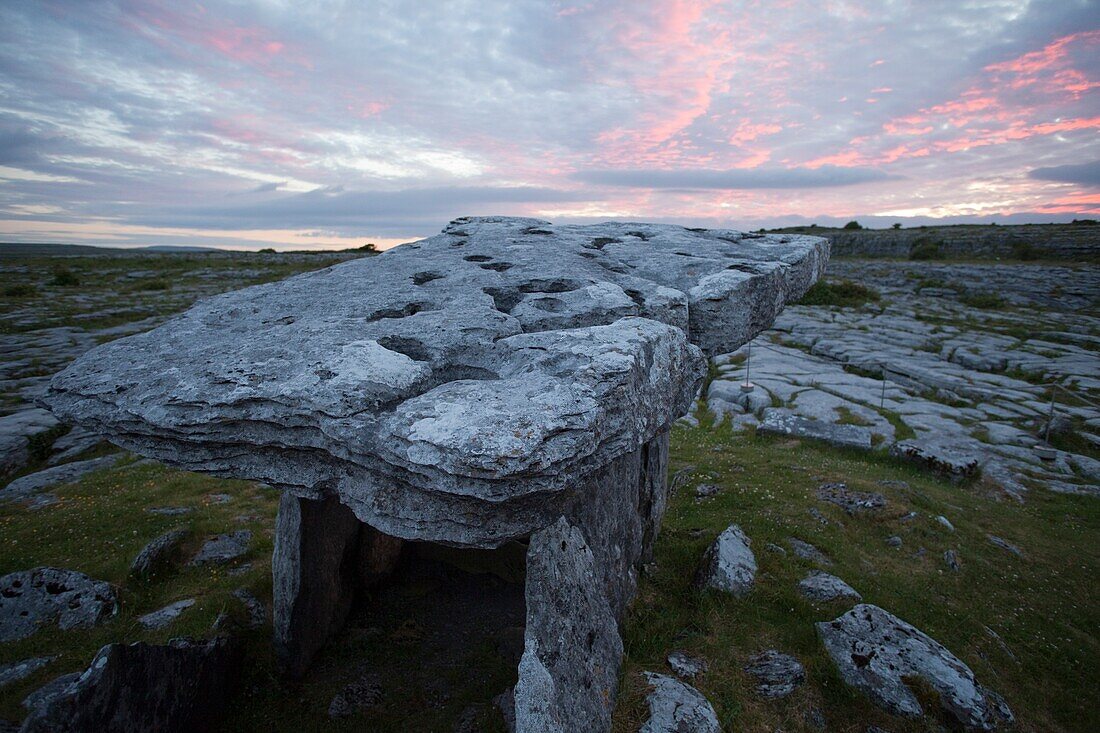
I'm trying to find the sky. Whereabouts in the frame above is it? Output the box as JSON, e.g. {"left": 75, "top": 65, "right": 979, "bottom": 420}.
{"left": 0, "top": 0, "right": 1098, "bottom": 251}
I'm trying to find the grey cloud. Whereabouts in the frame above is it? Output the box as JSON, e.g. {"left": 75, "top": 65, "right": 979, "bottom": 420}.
{"left": 1029, "top": 161, "right": 1100, "bottom": 186}
{"left": 572, "top": 166, "right": 895, "bottom": 190}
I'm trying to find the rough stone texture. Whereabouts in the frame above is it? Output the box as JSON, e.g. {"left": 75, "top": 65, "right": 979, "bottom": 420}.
{"left": 0, "top": 409, "right": 58, "bottom": 476}
{"left": 799, "top": 571, "right": 862, "bottom": 602}
{"left": 821, "top": 222, "right": 1100, "bottom": 260}
{"left": 0, "top": 567, "right": 117, "bottom": 642}
{"left": 232, "top": 588, "right": 267, "bottom": 630}
{"left": 694, "top": 523, "right": 756, "bottom": 596}
{"left": 815, "top": 483, "right": 886, "bottom": 515}
{"left": 759, "top": 408, "right": 874, "bottom": 449}
{"left": 515, "top": 518, "right": 622, "bottom": 733}
{"left": 21, "top": 672, "right": 80, "bottom": 711}
{"left": 130, "top": 528, "right": 190, "bottom": 579}
{"left": 138, "top": 599, "right": 195, "bottom": 629}
{"left": 786, "top": 537, "right": 832, "bottom": 566}
{"left": 639, "top": 672, "right": 720, "bottom": 733}
{"left": 818, "top": 604, "right": 1012, "bottom": 731}
{"left": 19, "top": 637, "right": 241, "bottom": 733}
{"left": 667, "top": 651, "right": 708, "bottom": 680}
{"left": 189, "top": 531, "right": 251, "bottom": 566}
{"left": 742, "top": 650, "right": 805, "bottom": 698}
{"left": 0, "top": 658, "right": 55, "bottom": 689}
{"left": 45, "top": 217, "right": 826, "bottom": 549}
{"left": 0, "top": 454, "right": 123, "bottom": 503}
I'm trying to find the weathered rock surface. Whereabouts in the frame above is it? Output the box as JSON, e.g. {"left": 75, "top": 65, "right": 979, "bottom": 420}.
{"left": 0, "top": 658, "right": 55, "bottom": 689}
{"left": 799, "top": 571, "right": 861, "bottom": 602}
{"left": 667, "top": 651, "right": 708, "bottom": 680}
{"left": 130, "top": 528, "right": 190, "bottom": 579}
{"left": 138, "top": 599, "right": 195, "bottom": 630}
{"left": 0, "top": 454, "right": 123, "bottom": 503}
{"left": 0, "top": 568, "right": 116, "bottom": 642}
{"left": 815, "top": 483, "right": 886, "bottom": 515}
{"left": 640, "top": 672, "right": 720, "bottom": 733}
{"left": 818, "top": 604, "right": 1011, "bottom": 731}
{"left": 45, "top": 217, "right": 826, "bottom": 548}
{"left": 695, "top": 523, "right": 756, "bottom": 596}
{"left": 0, "top": 409, "right": 59, "bottom": 475}
{"left": 759, "top": 408, "right": 873, "bottom": 449}
{"left": 19, "top": 637, "right": 241, "bottom": 733}
{"left": 743, "top": 650, "right": 805, "bottom": 698}
{"left": 786, "top": 537, "right": 832, "bottom": 566}
{"left": 189, "top": 530, "right": 251, "bottom": 566}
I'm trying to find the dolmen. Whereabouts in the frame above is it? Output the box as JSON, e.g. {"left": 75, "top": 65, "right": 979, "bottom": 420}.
{"left": 44, "top": 216, "right": 827, "bottom": 732}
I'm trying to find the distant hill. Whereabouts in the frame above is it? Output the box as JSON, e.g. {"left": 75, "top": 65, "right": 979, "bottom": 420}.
{"left": 0, "top": 242, "right": 127, "bottom": 256}
{"left": 143, "top": 244, "right": 225, "bottom": 252}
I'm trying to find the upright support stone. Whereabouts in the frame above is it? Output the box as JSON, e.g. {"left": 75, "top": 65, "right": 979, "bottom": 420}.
{"left": 273, "top": 493, "right": 365, "bottom": 678}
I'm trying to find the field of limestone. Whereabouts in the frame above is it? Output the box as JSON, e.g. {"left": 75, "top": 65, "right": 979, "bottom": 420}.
{"left": 0, "top": 246, "right": 1097, "bottom": 732}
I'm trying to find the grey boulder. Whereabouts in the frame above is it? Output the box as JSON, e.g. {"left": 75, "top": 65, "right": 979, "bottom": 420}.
{"left": 742, "top": 650, "right": 805, "bottom": 698}
{"left": 0, "top": 567, "right": 116, "bottom": 642}
{"left": 19, "top": 637, "right": 241, "bottom": 733}
{"left": 640, "top": 672, "right": 720, "bottom": 733}
{"left": 694, "top": 524, "right": 756, "bottom": 596}
{"left": 666, "top": 651, "right": 708, "bottom": 680}
{"left": 817, "top": 604, "right": 1012, "bottom": 731}
{"left": 798, "top": 571, "right": 861, "bottom": 602}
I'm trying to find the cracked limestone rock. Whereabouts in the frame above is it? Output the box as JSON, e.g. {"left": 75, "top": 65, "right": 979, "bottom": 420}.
{"left": 0, "top": 567, "right": 117, "bottom": 642}
{"left": 640, "top": 672, "right": 720, "bottom": 733}
{"left": 695, "top": 523, "right": 756, "bottom": 596}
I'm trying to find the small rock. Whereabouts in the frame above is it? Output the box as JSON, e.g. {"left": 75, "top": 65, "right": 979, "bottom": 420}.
{"left": 885, "top": 535, "right": 902, "bottom": 548}
{"left": 817, "top": 603, "right": 1011, "bottom": 730}
{"left": 742, "top": 650, "right": 805, "bottom": 698}
{"left": 877, "top": 479, "right": 909, "bottom": 489}
{"left": 944, "top": 549, "right": 961, "bottom": 571}
{"left": 232, "top": 588, "right": 266, "bottom": 629}
{"left": 808, "top": 507, "right": 830, "bottom": 525}
{"left": 130, "top": 528, "right": 190, "bottom": 579}
{"left": 640, "top": 672, "right": 719, "bottom": 733}
{"left": 765, "top": 542, "right": 786, "bottom": 556}
{"left": 138, "top": 599, "right": 195, "bottom": 629}
{"left": 693, "top": 483, "right": 719, "bottom": 498}
{"left": 227, "top": 562, "right": 254, "bottom": 576}
{"left": 0, "top": 657, "right": 56, "bottom": 688}
{"left": 146, "top": 506, "right": 193, "bottom": 516}
{"left": 899, "top": 511, "right": 918, "bottom": 522}
{"left": 190, "top": 530, "right": 252, "bottom": 566}
{"left": 328, "top": 672, "right": 383, "bottom": 718}
{"left": 798, "top": 571, "right": 861, "bottom": 602}
{"left": 987, "top": 534, "right": 1022, "bottom": 557}
{"left": 205, "top": 493, "right": 233, "bottom": 504}
{"left": 666, "top": 651, "right": 708, "bottom": 680}
{"left": 936, "top": 515, "right": 955, "bottom": 531}
{"left": 694, "top": 524, "right": 756, "bottom": 596}
{"left": 786, "top": 537, "right": 832, "bottom": 566}
{"left": 816, "top": 482, "right": 887, "bottom": 515}
{"left": 0, "top": 567, "right": 117, "bottom": 642}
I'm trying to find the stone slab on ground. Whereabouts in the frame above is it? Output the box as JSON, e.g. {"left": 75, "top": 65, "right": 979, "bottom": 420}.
{"left": 759, "top": 408, "right": 874, "bottom": 450}
{"left": 0, "top": 567, "right": 117, "bottom": 642}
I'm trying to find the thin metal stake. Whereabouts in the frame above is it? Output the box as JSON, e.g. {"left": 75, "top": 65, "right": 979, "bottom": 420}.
{"left": 1044, "top": 388, "right": 1056, "bottom": 443}
{"left": 744, "top": 340, "right": 752, "bottom": 386}
{"left": 880, "top": 369, "right": 886, "bottom": 410}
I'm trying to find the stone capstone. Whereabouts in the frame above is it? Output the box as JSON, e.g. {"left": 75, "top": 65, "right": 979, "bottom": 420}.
{"left": 694, "top": 523, "right": 756, "bottom": 596}
{"left": 817, "top": 604, "right": 1012, "bottom": 731}
{"left": 0, "top": 567, "right": 117, "bottom": 642}
{"left": 19, "top": 637, "right": 242, "bottom": 733}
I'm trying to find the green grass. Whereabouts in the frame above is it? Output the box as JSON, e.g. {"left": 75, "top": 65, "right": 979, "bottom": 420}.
{"left": 958, "top": 291, "right": 1007, "bottom": 309}
{"left": 796, "top": 279, "right": 880, "bottom": 308}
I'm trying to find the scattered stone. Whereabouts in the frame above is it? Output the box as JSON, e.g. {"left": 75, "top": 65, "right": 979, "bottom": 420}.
{"left": 0, "top": 657, "right": 55, "bottom": 688}
{"left": 21, "top": 672, "right": 80, "bottom": 710}
{"left": 666, "top": 651, "right": 707, "bottom": 680}
{"left": 189, "top": 530, "right": 252, "bottom": 566}
{"left": 759, "top": 408, "right": 874, "bottom": 450}
{"left": 944, "top": 549, "right": 961, "bottom": 571}
{"left": 742, "top": 650, "right": 805, "bottom": 698}
{"left": 765, "top": 542, "right": 786, "bottom": 556}
{"left": 694, "top": 524, "right": 756, "bottom": 596}
{"left": 19, "top": 637, "right": 242, "bottom": 733}
{"left": 693, "top": 483, "right": 719, "bottom": 499}
{"left": 936, "top": 515, "right": 956, "bottom": 531}
{"left": 818, "top": 603, "right": 1012, "bottom": 731}
{"left": 0, "top": 454, "right": 123, "bottom": 503}
{"left": 808, "top": 507, "right": 830, "bottom": 525}
{"left": 640, "top": 672, "right": 720, "bottom": 733}
{"left": 799, "top": 571, "right": 861, "bottom": 602}
{"left": 899, "top": 511, "right": 918, "bottom": 522}
{"left": 987, "top": 535, "right": 1022, "bottom": 557}
{"left": 232, "top": 588, "right": 267, "bottom": 629}
{"left": 816, "top": 482, "right": 887, "bottom": 515}
{"left": 138, "top": 599, "right": 195, "bottom": 629}
{"left": 328, "top": 672, "right": 383, "bottom": 718}
{"left": 205, "top": 493, "right": 233, "bottom": 504}
{"left": 0, "top": 567, "right": 117, "bottom": 642}
{"left": 878, "top": 479, "right": 909, "bottom": 490}
{"left": 130, "top": 528, "right": 190, "bottom": 579}
{"left": 146, "top": 506, "right": 193, "bottom": 516}
{"left": 786, "top": 537, "right": 832, "bottom": 566}
{"left": 885, "top": 535, "right": 902, "bottom": 548}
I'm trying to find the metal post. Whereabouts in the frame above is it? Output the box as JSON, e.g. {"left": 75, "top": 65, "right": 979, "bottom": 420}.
{"left": 880, "top": 369, "right": 886, "bottom": 410}
{"left": 744, "top": 340, "right": 752, "bottom": 387}
{"left": 1044, "top": 386, "right": 1056, "bottom": 443}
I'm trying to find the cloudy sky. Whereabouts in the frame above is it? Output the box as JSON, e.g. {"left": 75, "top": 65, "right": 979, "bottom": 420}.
{"left": 0, "top": 0, "right": 1097, "bottom": 250}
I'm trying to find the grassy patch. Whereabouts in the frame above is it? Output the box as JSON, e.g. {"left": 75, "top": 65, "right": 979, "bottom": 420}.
{"left": 958, "top": 291, "right": 1007, "bottom": 310}
{"left": 796, "top": 280, "right": 880, "bottom": 308}
{"left": 908, "top": 237, "right": 945, "bottom": 261}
